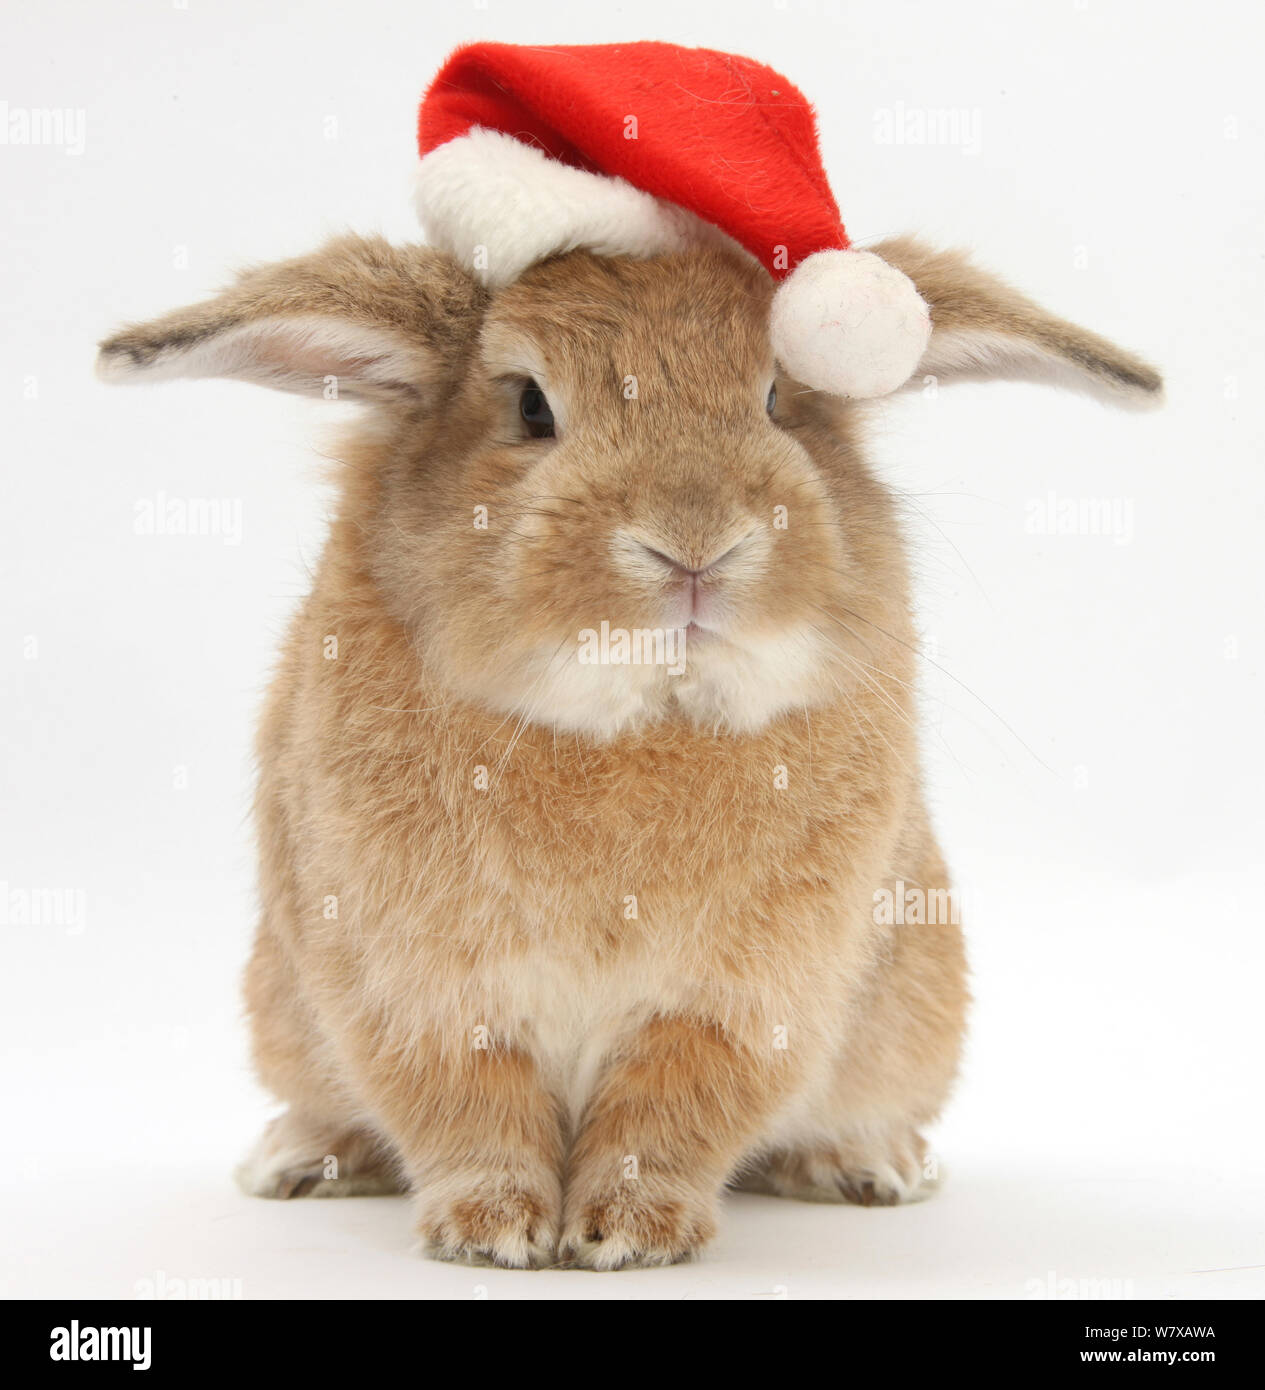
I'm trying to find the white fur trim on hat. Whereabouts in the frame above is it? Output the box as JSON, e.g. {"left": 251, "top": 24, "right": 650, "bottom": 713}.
{"left": 770, "top": 249, "right": 932, "bottom": 399}
{"left": 415, "top": 127, "right": 737, "bottom": 288}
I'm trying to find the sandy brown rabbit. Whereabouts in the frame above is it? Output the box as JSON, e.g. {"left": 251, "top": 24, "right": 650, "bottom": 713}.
{"left": 98, "top": 235, "right": 1160, "bottom": 1268}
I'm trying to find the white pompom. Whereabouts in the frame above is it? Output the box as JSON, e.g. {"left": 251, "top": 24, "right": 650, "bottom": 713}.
{"left": 770, "top": 249, "right": 932, "bottom": 399}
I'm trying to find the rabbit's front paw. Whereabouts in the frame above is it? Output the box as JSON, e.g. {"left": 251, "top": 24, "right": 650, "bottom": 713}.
{"left": 418, "top": 1175, "right": 561, "bottom": 1269}
{"left": 559, "top": 1181, "right": 717, "bottom": 1270}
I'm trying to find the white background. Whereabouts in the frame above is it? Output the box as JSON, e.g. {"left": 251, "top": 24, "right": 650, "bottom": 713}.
{"left": 3, "top": 0, "right": 1262, "bottom": 1300}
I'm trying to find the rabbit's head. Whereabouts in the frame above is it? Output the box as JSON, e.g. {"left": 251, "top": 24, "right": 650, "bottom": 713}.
{"left": 99, "top": 236, "right": 1160, "bottom": 740}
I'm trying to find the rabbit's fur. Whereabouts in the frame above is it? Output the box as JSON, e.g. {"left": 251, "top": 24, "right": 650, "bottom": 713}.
{"left": 99, "top": 235, "right": 1160, "bottom": 1268}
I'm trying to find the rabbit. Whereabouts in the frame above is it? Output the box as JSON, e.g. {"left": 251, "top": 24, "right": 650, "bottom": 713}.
{"left": 97, "top": 233, "right": 1160, "bottom": 1269}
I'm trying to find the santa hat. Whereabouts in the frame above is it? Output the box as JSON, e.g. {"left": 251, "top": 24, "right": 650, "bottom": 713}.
{"left": 415, "top": 41, "right": 930, "bottom": 399}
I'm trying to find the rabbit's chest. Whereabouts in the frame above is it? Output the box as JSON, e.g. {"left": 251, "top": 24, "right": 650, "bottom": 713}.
{"left": 485, "top": 947, "right": 690, "bottom": 1125}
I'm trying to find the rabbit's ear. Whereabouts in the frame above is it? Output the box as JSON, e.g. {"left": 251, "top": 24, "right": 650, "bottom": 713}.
{"left": 97, "top": 236, "right": 482, "bottom": 404}
{"left": 871, "top": 236, "right": 1162, "bottom": 405}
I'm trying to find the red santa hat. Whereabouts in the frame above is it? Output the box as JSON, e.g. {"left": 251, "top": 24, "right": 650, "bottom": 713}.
{"left": 416, "top": 41, "right": 931, "bottom": 399}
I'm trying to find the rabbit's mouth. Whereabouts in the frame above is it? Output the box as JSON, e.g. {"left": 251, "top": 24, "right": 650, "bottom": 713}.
{"left": 461, "top": 616, "right": 836, "bottom": 743}
{"left": 666, "top": 621, "right": 831, "bottom": 732}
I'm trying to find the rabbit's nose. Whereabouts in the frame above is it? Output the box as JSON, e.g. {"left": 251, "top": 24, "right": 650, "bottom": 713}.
{"left": 633, "top": 542, "right": 703, "bottom": 577}
{"left": 629, "top": 530, "right": 756, "bottom": 578}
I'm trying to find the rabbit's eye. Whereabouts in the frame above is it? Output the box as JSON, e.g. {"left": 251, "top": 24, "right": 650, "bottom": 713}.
{"left": 520, "top": 381, "right": 555, "bottom": 439}
{"left": 766, "top": 383, "right": 777, "bottom": 414}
